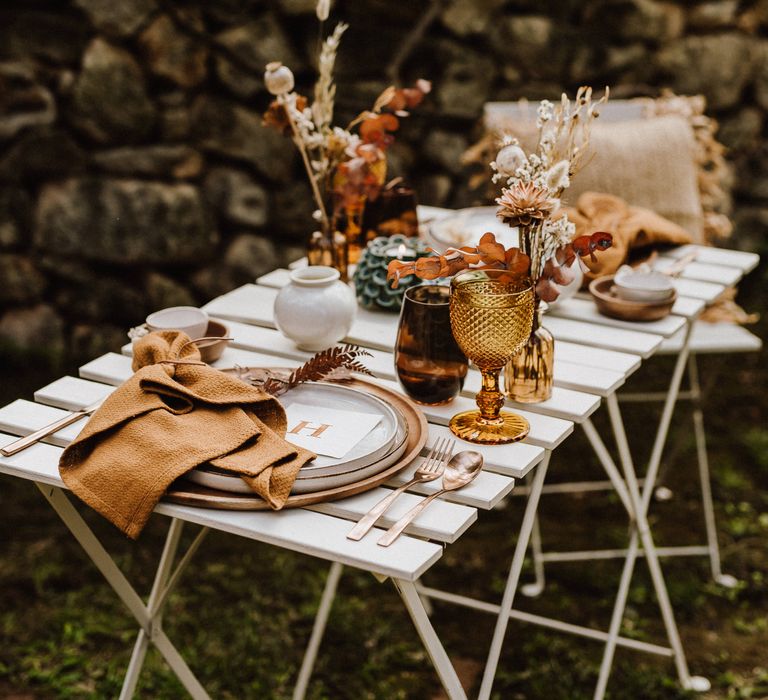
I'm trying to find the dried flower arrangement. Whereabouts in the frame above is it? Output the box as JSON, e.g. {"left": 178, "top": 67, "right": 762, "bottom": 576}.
{"left": 262, "top": 3, "right": 430, "bottom": 262}
{"left": 387, "top": 87, "right": 614, "bottom": 301}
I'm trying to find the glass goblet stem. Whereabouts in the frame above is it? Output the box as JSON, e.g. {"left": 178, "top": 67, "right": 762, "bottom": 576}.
{"left": 476, "top": 368, "right": 506, "bottom": 424}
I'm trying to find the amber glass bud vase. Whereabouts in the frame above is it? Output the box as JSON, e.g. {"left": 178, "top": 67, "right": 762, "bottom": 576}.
{"left": 307, "top": 226, "right": 348, "bottom": 282}
{"left": 504, "top": 299, "right": 554, "bottom": 403}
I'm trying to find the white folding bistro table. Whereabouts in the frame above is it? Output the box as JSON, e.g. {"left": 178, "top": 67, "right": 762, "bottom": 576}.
{"left": 0, "top": 242, "right": 757, "bottom": 698}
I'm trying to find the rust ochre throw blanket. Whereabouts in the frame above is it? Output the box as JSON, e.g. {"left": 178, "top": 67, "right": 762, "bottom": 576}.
{"left": 564, "top": 192, "right": 693, "bottom": 281}
{"left": 59, "top": 331, "right": 315, "bottom": 539}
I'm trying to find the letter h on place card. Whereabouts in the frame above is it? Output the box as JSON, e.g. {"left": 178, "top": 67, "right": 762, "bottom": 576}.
{"left": 283, "top": 403, "right": 383, "bottom": 458}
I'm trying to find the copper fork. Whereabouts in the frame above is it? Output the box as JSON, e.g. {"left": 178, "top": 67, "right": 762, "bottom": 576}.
{"left": 346, "top": 437, "right": 453, "bottom": 540}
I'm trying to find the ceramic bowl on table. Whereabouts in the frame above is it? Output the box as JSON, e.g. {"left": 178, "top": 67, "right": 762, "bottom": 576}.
{"left": 612, "top": 264, "right": 675, "bottom": 303}
{"left": 146, "top": 306, "right": 209, "bottom": 340}
{"left": 195, "top": 319, "right": 230, "bottom": 363}
{"left": 589, "top": 275, "right": 677, "bottom": 322}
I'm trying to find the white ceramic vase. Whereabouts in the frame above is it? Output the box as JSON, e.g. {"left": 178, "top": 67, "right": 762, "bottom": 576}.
{"left": 274, "top": 266, "right": 357, "bottom": 351}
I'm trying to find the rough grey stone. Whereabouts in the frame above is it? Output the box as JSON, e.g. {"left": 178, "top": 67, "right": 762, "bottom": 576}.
{"left": 161, "top": 105, "right": 193, "bottom": 142}
{"left": 435, "top": 42, "right": 497, "bottom": 119}
{"left": 656, "top": 34, "right": 756, "bottom": 110}
{"left": 55, "top": 274, "right": 148, "bottom": 325}
{"left": 93, "top": 145, "right": 203, "bottom": 179}
{"left": 0, "top": 63, "right": 56, "bottom": 141}
{"left": 0, "top": 304, "right": 65, "bottom": 367}
{"left": 416, "top": 174, "right": 453, "bottom": 208}
{"left": 618, "top": 0, "right": 685, "bottom": 42}
{"left": 145, "top": 271, "right": 196, "bottom": 310}
{"left": 139, "top": 13, "right": 208, "bottom": 88}
{"left": 0, "top": 188, "right": 32, "bottom": 249}
{"left": 440, "top": 0, "right": 506, "bottom": 36}
{"left": 423, "top": 130, "right": 469, "bottom": 176}
{"left": 224, "top": 233, "right": 278, "bottom": 278}
{"left": 34, "top": 178, "right": 218, "bottom": 265}
{"left": 688, "top": 1, "right": 738, "bottom": 29}
{"left": 271, "top": 180, "right": 316, "bottom": 241}
{"left": 70, "top": 38, "right": 156, "bottom": 144}
{"left": 754, "top": 42, "right": 768, "bottom": 112}
{"left": 69, "top": 323, "right": 130, "bottom": 363}
{"left": 732, "top": 206, "right": 768, "bottom": 256}
{"left": 605, "top": 43, "right": 648, "bottom": 73}
{"left": 489, "top": 16, "right": 570, "bottom": 82}
{"left": 189, "top": 263, "right": 243, "bottom": 300}
{"left": 278, "top": 0, "right": 317, "bottom": 14}
{"left": 0, "top": 10, "right": 89, "bottom": 65}
{"left": 0, "top": 128, "right": 87, "bottom": 183}
{"left": 73, "top": 0, "right": 155, "bottom": 37}
{"left": 193, "top": 97, "right": 295, "bottom": 182}
{"left": 204, "top": 168, "right": 269, "bottom": 228}
{"left": 0, "top": 255, "right": 46, "bottom": 304}
{"left": 717, "top": 108, "right": 764, "bottom": 154}
{"left": 215, "top": 16, "right": 301, "bottom": 99}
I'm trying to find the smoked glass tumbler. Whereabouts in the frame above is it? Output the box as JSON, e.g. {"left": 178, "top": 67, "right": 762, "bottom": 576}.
{"left": 395, "top": 284, "right": 468, "bottom": 405}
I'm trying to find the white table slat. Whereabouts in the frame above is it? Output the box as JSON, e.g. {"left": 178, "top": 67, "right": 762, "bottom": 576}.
{"left": 652, "top": 257, "right": 742, "bottom": 286}
{"left": 543, "top": 317, "right": 662, "bottom": 358}
{"left": 663, "top": 244, "right": 760, "bottom": 273}
{"left": 671, "top": 277, "right": 726, "bottom": 303}
{"left": 13, "top": 381, "right": 518, "bottom": 513}
{"left": 549, "top": 297, "right": 687, "bottom": 337}
{"left": 0, "top": 431, "right": 443, "bottom": 581}
{"left": 555, "top": 340, "right": 641, "bottom": 375}
{"left": 658, "top": 321, "right": 763, "bottom": 355}
{"left": 151, "top": 502, "right": 443, "bottom": 581}
{"left": 307, "top": 490, "right": 477, "bottom": 544}
{"left": 388, "top": 457, "right": 515, "bottom": 510}
{"left": 0, "top": 399, "right": 89, "bottom": 446}
{"left": 257, "top": 268, "right": 293, "bottom": 289}
{"left": 369, "top": 376, "right": 573, "bottom": 449}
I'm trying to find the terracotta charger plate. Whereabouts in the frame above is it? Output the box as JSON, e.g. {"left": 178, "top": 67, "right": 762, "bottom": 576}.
{"left": 163, "top": 374, "right": 428, "bottom": 511}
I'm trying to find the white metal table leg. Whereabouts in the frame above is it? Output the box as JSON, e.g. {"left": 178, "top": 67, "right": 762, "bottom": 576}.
{"left": 293, "top": 561, "right": 344, "bottom": 700}
{"left": 120, "top": 518, "right": 185, "bottom": 700}
{"left": 478, "top": 451, "right": 551, "bottom": 700}
{"left": 595, "top": 341, "right": 710, "bottom": 697}
{"left": 37, "top": 485, "right": 212, "bottom": 699}
{"left": 394, "top": 578, "right": 468, "bottom": 700}
{"left": 688, "top": 355, "right": 738, "bottom": 588}
{"left": 520, "top": 469, "right": 546, "bottom": 598}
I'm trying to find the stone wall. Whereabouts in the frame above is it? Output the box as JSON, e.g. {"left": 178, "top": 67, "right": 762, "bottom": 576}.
{"left": 1, "top": 0, "right": 766, "bottom": 369}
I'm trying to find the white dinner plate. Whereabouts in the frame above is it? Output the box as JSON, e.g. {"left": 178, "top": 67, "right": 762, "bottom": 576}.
{"left": 187, "top": 382, "right": 405, "bottom": 494}
{"left": 427, "top": 206, "right": 519, "bottom": 250}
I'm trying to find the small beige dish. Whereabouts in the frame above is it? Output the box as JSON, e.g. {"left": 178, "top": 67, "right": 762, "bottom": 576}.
{"left": 146, "top": 306, "right": 209, "bottom": 340}
{"left": 590, "top": 275, "right": 677, "bottom": 322}
{"left": 195, "top": 319, "right": 230, "bottom": 363}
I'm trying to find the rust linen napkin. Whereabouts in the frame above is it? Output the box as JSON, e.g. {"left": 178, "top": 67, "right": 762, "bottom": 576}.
{"left": 564, "top": 192, "right": 693, "bottom": 281}
{"left": 59, "top": 331, "right": 315, "bottom": 538}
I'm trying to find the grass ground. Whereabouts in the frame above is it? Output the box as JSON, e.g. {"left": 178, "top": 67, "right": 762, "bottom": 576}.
{"left": 0, "top": 269, "right": 766, "bottom": 699}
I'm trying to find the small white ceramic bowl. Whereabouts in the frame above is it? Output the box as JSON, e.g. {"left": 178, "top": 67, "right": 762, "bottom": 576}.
{"left": 613, "top": 266, "right": 674, "bottom": 302}
{"left": 146, "top": 306, "right": 209, "bottom": 340}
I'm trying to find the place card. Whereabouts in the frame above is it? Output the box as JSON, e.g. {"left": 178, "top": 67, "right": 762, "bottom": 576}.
{"left": 284, "top": 403, "right": 383, "bottom": 458}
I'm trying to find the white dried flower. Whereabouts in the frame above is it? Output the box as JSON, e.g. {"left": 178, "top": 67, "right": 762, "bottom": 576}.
{"left": 316, "top": 0, "right": 330, "bottom": 20}
{"left": 264, "top": 62, "right": 294, "bottom": 96}
{"left": 545, "top": 159, "right": 570, "bottom": 191}
{"left": 494, "top": 144, "right": 528, "bottom": 176}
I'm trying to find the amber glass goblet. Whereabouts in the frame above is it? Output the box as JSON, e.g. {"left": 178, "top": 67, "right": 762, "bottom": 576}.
{"left": 395, "top": 284, "right": 469, "bottom": 405}
{"left": 448, "top": 270, "right": 534, "bottom": 444}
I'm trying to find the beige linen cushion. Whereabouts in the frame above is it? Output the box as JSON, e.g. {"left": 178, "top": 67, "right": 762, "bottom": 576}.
{"left": 498, "top": 114, "right": 705, "bottom": 242}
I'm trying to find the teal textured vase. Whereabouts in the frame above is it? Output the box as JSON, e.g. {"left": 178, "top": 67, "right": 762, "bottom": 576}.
{"left": 353, "top": 235, "right": 431, "bottom": 311}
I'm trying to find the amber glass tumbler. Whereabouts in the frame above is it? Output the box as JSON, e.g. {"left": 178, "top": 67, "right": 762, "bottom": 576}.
{"left": 395, "top": 285, "right": 468, "bottom": 405}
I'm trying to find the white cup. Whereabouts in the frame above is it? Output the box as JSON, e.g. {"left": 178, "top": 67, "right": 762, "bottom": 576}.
{"left": 145, "top": 306, "right": 209, "bottom": 341}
